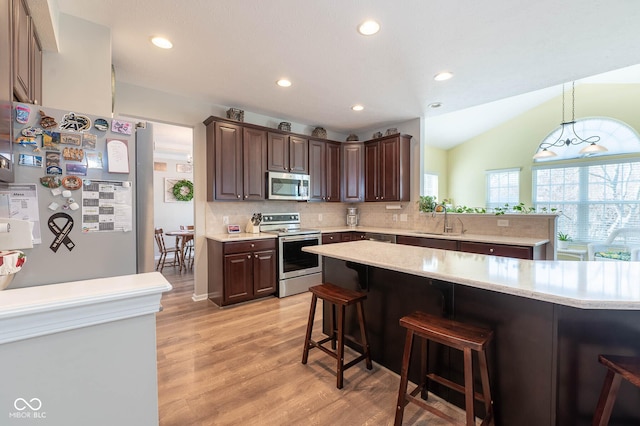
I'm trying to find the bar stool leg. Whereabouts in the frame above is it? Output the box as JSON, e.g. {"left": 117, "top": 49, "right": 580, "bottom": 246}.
{"left": 302, "top": 294, "right": 318, "bottom": 365}
{"left": 356, "top": 301, "right": 373, "bottom": 370}
{"left": 593, "top": 369, "right": 622, "bottom": 426}
{"left": 463, "top": 347, "right": 475, "bottom": 426}
{"left": 336, "top": 304, "right": 345, "bottom": 389}
{"left": 478, "top": 349, "right": 494, "bottom": 422}
{"left": 420, "top": 338, "right": 428, "bottom": 400}
{"left": 329, "top": 303, "right": 337, "bottom": 350}
{"left": 394, "top": 329, "right": 415, "bottom": 426}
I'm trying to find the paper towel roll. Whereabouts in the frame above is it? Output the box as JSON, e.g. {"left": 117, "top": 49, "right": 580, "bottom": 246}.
{"left": 0, "top": 223, "right": 10, "bottom": 233}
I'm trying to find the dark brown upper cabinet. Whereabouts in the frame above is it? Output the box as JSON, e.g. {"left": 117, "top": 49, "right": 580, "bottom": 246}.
{"left": 309, "top": 139, "right": 340, "bottom": 202}
{"left": 364, "top": 134, "right": 411, "bottom": 202}
{"left": 267, "top": 132, "right": 308, "bottom": 174}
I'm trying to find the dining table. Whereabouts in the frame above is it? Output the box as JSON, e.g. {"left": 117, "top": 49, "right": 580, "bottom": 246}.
{"left": 164, "top": 229, "right": 194, "bottom": 271}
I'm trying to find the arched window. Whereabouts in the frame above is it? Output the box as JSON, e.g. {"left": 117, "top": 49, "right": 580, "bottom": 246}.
{"left": 533, "top": 117, "right": 640, "bottom": 242}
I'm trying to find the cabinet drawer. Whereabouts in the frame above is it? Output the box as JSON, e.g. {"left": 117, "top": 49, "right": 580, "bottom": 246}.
{"left": 224, "top": 239, "right": 276, "bottom": 254}
{"left": 459, "top": 241, "right": 532, "bottom": 259}
{"left": 397, "top": 235, "right": 458, "bottom": 251}
{"left": 322, "top": 233, "right": 342, "bottom": 244}
{"left": 342, "top": 232, "right": 366, "bottom": 242}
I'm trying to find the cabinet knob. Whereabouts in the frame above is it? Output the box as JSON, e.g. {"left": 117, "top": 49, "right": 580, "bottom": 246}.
{"left": 251, "top": 243, "right": 255, "bottom": 248}
{"left": 247, "top": 255, "right": 251, "bottom": 259}
{"left": 489, "top": 248, "right": 494, "bottom": 253}
{"left": 237, "top": 194, "right": 241, "bottom": 199}
{"left": 244, "top": 195, "right": 248, "bottom": 199}
{"left": 329, "top": 236, "right": 333, "bottom": 240}
{"left": 254, "top": 254, "right": 258, "bottom": 258}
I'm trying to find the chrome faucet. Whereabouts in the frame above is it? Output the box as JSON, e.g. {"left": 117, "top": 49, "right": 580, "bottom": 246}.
{"left": 432, "top": 203, "right": 453, "bottom": 233}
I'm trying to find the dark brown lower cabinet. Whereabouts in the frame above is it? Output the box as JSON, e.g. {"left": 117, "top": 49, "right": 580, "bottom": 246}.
{"left": 396, "top": 235, "right": 458, "bottom": 251}
{"left": 397, "top": 235, "right": 546, "bottom": 260}
{"left": 459, "top": 241, "right": 545, "bottom": 260}
{"left": 208, "top": 238, "right": 276, "bottom": 306}
{"left": 322, "top": 231, "right": 366, "bottom": 244}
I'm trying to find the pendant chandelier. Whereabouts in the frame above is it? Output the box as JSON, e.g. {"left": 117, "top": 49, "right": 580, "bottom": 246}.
{"left": 533, "top": 82, "right": 607, "bottom": 160}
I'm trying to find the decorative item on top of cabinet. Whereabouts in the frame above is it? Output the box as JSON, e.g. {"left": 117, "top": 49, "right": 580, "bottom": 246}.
{"left": 372, "top": 131, "right": 383, "bottom": 139}
{"left": 309, "top": 139, "right": 340, "bottom": 202}
{"left": 312, "top": 126, "right": 327, "bottom": 139}
{"left": 346, "top": 133, "right": 359, "bottom": 141}
{"left": 226, "top": 108, "right": 244, "bottom": 122}
{"left": 278, "top": 121, "right": 291, "bottom": 131}
{"left": 364, "top": 133, "right": 411, "bottom": 202}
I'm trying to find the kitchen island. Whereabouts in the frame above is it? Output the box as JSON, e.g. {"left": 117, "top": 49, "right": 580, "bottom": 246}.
{"left": 304, "top": 241, "right": 640, "bottom": 425}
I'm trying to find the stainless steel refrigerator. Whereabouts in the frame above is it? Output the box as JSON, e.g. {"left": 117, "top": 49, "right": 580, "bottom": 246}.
{"left": 5, "top": 103, "right": 155, "bottom": 288}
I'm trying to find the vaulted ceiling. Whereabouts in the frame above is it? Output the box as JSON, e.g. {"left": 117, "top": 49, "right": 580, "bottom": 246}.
{"left": 53, "top": 1, "right": 640, "bottom": 148}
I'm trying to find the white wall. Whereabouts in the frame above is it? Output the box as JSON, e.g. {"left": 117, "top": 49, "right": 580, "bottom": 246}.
{"left": 42, "top": 13, "right": 111, "bottom": 116}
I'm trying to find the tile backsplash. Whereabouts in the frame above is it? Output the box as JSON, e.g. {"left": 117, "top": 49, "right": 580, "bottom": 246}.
{"left": 205, "top": 200, "right": 556, "bottom": 242}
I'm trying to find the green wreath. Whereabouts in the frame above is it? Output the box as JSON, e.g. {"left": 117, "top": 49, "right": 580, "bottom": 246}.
{"left": 173, "top": 179, "right": 194, "bottom": 201}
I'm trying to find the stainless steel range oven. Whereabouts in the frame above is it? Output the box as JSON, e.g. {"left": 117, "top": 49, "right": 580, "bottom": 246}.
{"left": 260, "top": 213, "right": 322, "bottom": 297}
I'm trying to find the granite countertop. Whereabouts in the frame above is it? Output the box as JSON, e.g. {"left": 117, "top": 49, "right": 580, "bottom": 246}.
{"left": 206, "top": 227, "right": 548, "bottom": 246}
{"left": 304, "top": 240, "right": 640, "bottom": 310}
{"left": 314, "top": 226, "right": 548, "bottom": 247}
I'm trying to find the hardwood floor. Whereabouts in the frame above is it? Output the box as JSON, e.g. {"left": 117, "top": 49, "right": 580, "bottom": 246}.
{"left": 156, "top": 269, "right": 473, "bottom": 425}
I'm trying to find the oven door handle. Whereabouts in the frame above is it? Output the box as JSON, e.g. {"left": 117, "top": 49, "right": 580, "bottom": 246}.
{"left": 280, "top": 234, "right": 321, "bottom": 243}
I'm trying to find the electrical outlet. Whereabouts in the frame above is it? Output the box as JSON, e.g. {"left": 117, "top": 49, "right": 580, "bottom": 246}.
{"left": 318, "top": 213, "right": 323, "bottom": 222}
{"left": 223, "top": 216, "right": 229, "bottom": 225}
{"left": 497, "top": 219, "right": 509, "bottom": 227}
{"left": 400, "top": 214, "right": 408, "bottom": 222}
{"left": 392, "top": 214, "right": 398, "bottom": 222}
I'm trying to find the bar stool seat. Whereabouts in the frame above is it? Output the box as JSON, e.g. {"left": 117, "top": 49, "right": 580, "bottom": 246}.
{"left": 395, "top": 311, "right": 494, "bottom": 426}
{"left": 593, "top": 354, "right": 640, "bottom": 425}
{"left": 301, "top": 283, "right": 372, "bottom": 389}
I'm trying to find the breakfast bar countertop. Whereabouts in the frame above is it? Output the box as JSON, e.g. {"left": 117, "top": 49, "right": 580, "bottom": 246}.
{"left": 304, "top": 240, "right": 640, "bottom": 310}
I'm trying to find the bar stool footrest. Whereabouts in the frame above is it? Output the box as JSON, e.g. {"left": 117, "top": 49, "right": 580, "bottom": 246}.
{"left": 427, "top": 372, "right": 488, "bottom": 403}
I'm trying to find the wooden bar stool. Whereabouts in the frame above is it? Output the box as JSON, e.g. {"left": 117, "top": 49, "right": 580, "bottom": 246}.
{"left": 592, "top": 355, "right": 640, "bottom": 426}
{"left": 301, "top": 283, "right": 372, "bottom": 389}
{"left": 394, "top": 311, "right": 494, "bottom": 426}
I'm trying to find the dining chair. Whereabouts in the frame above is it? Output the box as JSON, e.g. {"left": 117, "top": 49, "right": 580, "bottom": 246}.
{"left": 180, "top": 225, "right": 195, "bottom": 269}
{"left": 154, "top": 228, "right": 181, "bottom": 272}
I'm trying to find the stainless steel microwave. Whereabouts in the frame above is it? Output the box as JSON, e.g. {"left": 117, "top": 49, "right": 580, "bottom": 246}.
{"left": 266, "top": 171, "right": 310, "bottom": 201}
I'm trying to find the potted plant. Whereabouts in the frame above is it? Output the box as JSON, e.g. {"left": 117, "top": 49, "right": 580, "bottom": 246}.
{"left": 418, "top": 195, "right": 437, "bottom": 213}
{"left": 557, "top": 232, "right": 572, "bottom": 249}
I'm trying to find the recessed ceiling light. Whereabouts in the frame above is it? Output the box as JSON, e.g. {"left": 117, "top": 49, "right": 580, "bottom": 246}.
{"left": 429, "top": 102, "right": 443, "bottom": 108}
{"left": 434, "top": 71, "right": 454, "bottom": 81}
{"left": 351, "top": 104, "right": 364, "bottom": 111}
{"left": 276, "top": 79, "right": 292, "bottom": 87}
{"left": 358, "top": 20, "right": 380, "bottom": 36}
{"left": 151, "top": 36, "right": 173, "bottom": 49}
